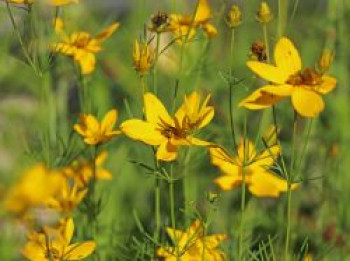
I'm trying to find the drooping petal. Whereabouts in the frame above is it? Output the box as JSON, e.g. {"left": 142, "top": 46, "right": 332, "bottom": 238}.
{"left": 291, "top": 87, "right": 325, "bottom": 117}
{"left": 64, "top": 218, "right": 74, "bottom": 244}
{"left": 144, "top": 93, "right": 173, "bottom": 126}
{"left": 156, "top": 141, "right": 178, "bottom": 161}
{"left": 202, "top": 22, "right": 218, "bottom": 38}
{"left": 121, "top": 119, "right": 166, "bottom": 146}
{"left": 75, "top": 51, "right": 96, "bottom": 75}
{"left": 194, "top": 0, "right": 212, "bottom": 23}
{"left": 95, "top": 23, "right": 120, "bottom": 42}
{"left": 274, "top": 37, "right": 302, "bottom": 76}
{"left": 247, "top": 61, "right": 289, "bottom": 84}
{"left": 209, "top": 146, "right": 240, "bottom": 175}
{"left": 316, "top": 75, "right": 337, "bottom": 94}
{"left": 239, "top": 87, "right": 285, "bottom": 110}
{"left": 64, "top": 241, "right": 96, "bottom": 260}
{"left": 101, "top": 109, "right": 117, "bottom": 133}
{"left": 214, "top": 175, "right": 242, "bottom": 191}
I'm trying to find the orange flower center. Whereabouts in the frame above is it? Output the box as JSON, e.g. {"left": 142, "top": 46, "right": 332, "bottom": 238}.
{"left": 287, "top": 67, "right": 323, "bottom": 86}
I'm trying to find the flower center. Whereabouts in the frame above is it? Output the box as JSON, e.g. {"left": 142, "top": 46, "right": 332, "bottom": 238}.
{"left": 45, "top": 247, "right": 60, "bottom": 260}
{"left": 287, "top": 67, "right": 323, "bottom": 86}
{"left": 158, "top": 118, "right": 189, "bottom": 139}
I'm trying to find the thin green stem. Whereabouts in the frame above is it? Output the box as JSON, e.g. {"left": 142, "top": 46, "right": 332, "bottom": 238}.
{"left": 153, "top": 33, "right": 161, "bottom": 95}
{"left": 284, "top": 183, "right": 292, "bottom": 261}
{"left": 169, "top": 165, "right": 179, "bottom": 260}
{"left": 5, "top": 1, "right": 39, "bottom": 75}
{"left": 229, "top": 29, "right": 237, "bottom": 151}
{"left": 278, "top": 0, "right": 289, "bottom": 38}
{"left": 263, "top": 24, "right": 271, "bottom": 63}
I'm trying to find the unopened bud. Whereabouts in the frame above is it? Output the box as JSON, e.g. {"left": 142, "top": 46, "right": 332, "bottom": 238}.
{"left": 257, "top": 1, "right": 273, "bottom": 24}
{"left": 227, "top": 5, "right": 242, "bottom": 29}
{"left": 317, "top": 49, "right": 334, "bottom": 74}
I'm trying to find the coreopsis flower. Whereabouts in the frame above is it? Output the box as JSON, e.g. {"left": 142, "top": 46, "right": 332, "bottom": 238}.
{"left": 226, "top": 5, "right": 242, "bottom": 28}
{"left": 157, "top": 219, "right": 227, "bottom": 260}
{"left": 121, "top": 92, "right": 214, "bottom": 161}
{"left": 52, "top": 18, "right": 119, "bottom": 74}
{"left": 8, "top": 0, "right": 78, "bottom": 6}
{"left": 239, "top": 37, "right": 337, "bottom": 117}
{"left": 168, "top": 0, "right": 218, "bottom": 44}
{"left": 209, "top": 140, "right": 297, "bottom": 197}
{"left": 22, "top": 218, "right": 96, "bottom": 261}
{"left": 62, "top": 151, "right": 112, "bottom": 188}
{"left": 133, "top": 39, "right": 155, "bottom": 75}
{"left": 256, "top": 1, "right": 273, "bottom": 23}
{"left": 74, "top": 109, "right": 121, "bottom": 146}
{"left": 3, "top": 164, "right": 65, "bottom": 216}
{"left": 46, "top": 181, "right": 87, "bottom": 213}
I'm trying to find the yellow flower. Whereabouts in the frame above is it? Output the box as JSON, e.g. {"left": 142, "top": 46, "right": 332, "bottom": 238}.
{"left": 3, "top": 164, "right": 65, "bottom": 216}
{"left": 239, "top": 37, "right": 337, "bottom": 117}
{"left": 8, "top": 0, "right": 78, "bottom": 6}
{"left": 169, "top": 0, "right": 217, "bottom": 44}
{"left": 62, "top": 151, "right": 113, "bottom": 188}
{"left": 52, "top": 19, "right": 119, "bottom": 74}
{"left": 121, "top": 92, "right": 214, "bottom": 161}
{"left": 157, "top": 219, "right": 227, "bottom": 260}
{"left": 22, "top": 218, "right": 96, "bottom": 261}
{"left": 209, "top": 140, "right": 297, "bottom": 197}
{"left": 133, "top": 39, "right": 155, "bottom": 75}
{"left": 45, "top": 180, "right": 87, "bottom": 213}
{"left": 74, "top": 109, "right": 121, "bottom": 146}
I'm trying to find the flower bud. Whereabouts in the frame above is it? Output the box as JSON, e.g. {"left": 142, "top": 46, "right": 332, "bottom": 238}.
{"left": 257, "top": 1, "right": 273, "bottom": 24}
{"left": 317, "top": 49, "right": 334, "bottom": 74}
{"left": 227, "top": 5, "right": 242, "bottom": 28}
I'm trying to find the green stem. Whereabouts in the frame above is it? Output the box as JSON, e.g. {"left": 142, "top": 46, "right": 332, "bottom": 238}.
{"left": 153, "top": 33, "right": 161, "bottom": 95}
{"left": 263, "top": 24, "right": 271, "bottom": 63}
{"left": 169, "top": 165, "right": 179, "bottom": 260}
{"left": 278, "top": 0, "right": 289, "bottom": 37}
{"left": 284, "top": 183, "right": 292, "bottom": 261}
{"left": 229, "top": 29, "right": 237, "bottom": 151}
{"left": 5, "top": 1, "right": 39, "bottom": 75}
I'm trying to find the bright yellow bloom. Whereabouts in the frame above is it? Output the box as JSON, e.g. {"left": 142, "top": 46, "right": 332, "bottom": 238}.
{"left": 133, "top": 39, "right": 155, "bottom": 75}
{"left": 22, "top": 218, "right": 96, "bottom": 261}
{"left": 63, "top": 151, "right": 113, "bottom": 188}
{"left": 169, "top": 0, "right": 218, "bottom": 44}
{"left": 209, "top": 140, "right": 297, "bottom": 197}
{"left": 46, "top": 180, "right": 87, "bottom": 213}
{"left": 121, "top": 92, "right": 214, "bottom": 161}
{"left": 4, "top": 164, "right": 65, "bottom": 215}
{"left": 74, "top": 109, "right": 121, "bottom": 145}
{"left": 239, "top": 37, "right": 337, "bottom": 117}
{"left": 157, "top": 219, "right": 227, "bottom": 261}
{"left": 8, "top": 0, "right": 78, "bottom": 6}
{"left": 52, "top": 19, "right": 119, "bottom": 74}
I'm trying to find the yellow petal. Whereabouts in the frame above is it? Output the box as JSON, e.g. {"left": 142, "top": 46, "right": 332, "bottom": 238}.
{"left": 144, "top": 93, "right": 173, "bottom": 125}
{"left": 95, "top": 22, "right": 120, "bottom": 42}
{"left": 157, "top": 246, "right": 175, "bottom": 258}
{"left": 156, "top": 141, "right": 178, "bottom": 161}
{"left": 95, "top": 151, "right": 108, "bottom": 166}
{"left": 274, "top": 37, "right": 302, "bottom": 76}
{"left": 21, "top": 242, "right": 47, "bottom": 261}
{"left": 166, "top": 227, "right": 185, "bottom": 243}
{"left": 209, "top": 146, "right": 240, "bottom": 175}
{"left": 239, "top": 87, "right": 285, "bottom": 110}
{"left": 291, "top": 87, "right": 325, "bottom": 117}
{"left": 316, "top": 75, "right": 337, "bottom": 94}
{"left": 214, "top": 175, "right": 242, "bottom": 191}
{"left": 247, "top": 61, "right": 289, "bottom": 84}
{"left": 259, "top": 84, "right": 293, "bottom": 96}
{"left": 121, "top": 119, "right": 166, "bottom": 146}
{"left": 252, "top": 144, "right": 280, "bottom": 168}
{"left": 64, "top": 241, "right": 96, "bottom": 260}
{"left": 76, "top": 51, "right": 96, "bottom": 75}
{"left": 203, "top": 234, "right": 227, "bottom": 248}
{"left": 202, "top": 22, "right": 218, "bottom": 38}
{"left": 101, "top": 109, "right": 118, "bottom": 133}
{"left": 96, "top": 169, "right": 113, "bottom": 180}
{"left": 194, "top": 0, "right": 212, "bottom": 22}
{"left": 237, "top": 139, "right": 256, "bottom": 163}
{"left": 64, "top": 218, "right": 74, "bottom": 244}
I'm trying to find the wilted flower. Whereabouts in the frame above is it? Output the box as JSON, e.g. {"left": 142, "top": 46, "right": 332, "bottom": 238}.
{"left": 133, "top": 39, "right": 155, "bottom": 75}
{"left": 149, "top": 11, "right": 171, "bottom": 33}
{"left": 239, "top": 37, "right": 337, "bottom": 117}
{"left": 209, "top": 140, "right": 297, "bottom": 197}
{"left": 22, "top": 218, "right": 96, "bottom": 261}
{"left": 256, "top": 1, "right": 273, "bottom": 23}
{"left": 52, "top": 18, "right": 119, "bottom": 74}
{"left": 249, "top": 40, "right": 267, "bottom": 62}
{"left": 157, "top": 219, "right": 227, "bottom": 260}
{"left": 121, "top": 92, "right": 214, "bottom": 161}
{"left": 3, "top": 164, "right": 65, "bottom": 216}
{"left": 226, "top": 5, "right": 242, "bottom": 28}
{"left": 74, "top": 109, "right": 121, "bottom": 146}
